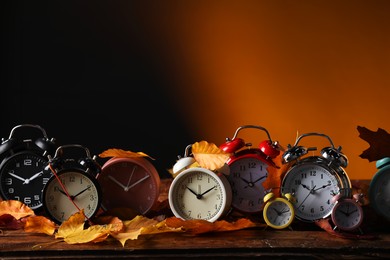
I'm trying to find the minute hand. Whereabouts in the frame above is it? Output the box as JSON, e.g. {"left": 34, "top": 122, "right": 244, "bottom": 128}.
{"left": 200, "top": 186, "right": 216, "bottom": 196}
{"left": 127, "top": 175, "right": 150, "bottom": 189}
{"left": 313, "top": 183, "right": 331, "bottom": 192}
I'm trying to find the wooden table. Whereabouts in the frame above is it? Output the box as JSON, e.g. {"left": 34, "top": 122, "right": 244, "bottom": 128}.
{"left": 1, "top": 227, "right": 390, "bottom": 259}
{"left": 1, "top": 179, "right": 389, "bottom": 259}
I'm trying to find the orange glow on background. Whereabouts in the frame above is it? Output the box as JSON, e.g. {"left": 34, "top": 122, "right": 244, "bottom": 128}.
{"left": 148, "top": 1, "right": 390, "bottom": 180}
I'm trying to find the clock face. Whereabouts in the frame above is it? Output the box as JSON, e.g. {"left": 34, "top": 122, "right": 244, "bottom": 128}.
{"left": 0, "top": 152, "right": 52, "bottom": 209}
{"left": 43, "top": 170, "right": 101, "bottom": 223}
{"left": 331, "top": 199, "right": 363, "bottom": 231}
{"left": 97, "top": 157, "right": 160, "bottom": 214}
{"left": 369, "top": 166, "right": 390, "bottom": 220}
{"left": 168, "top": 168, "right": 231, "bottom": 222}
{"left": 281, "top": 162, "right": 342, "bottom": 222}
{"left": 227, "top": 155, "right": 269, "bottom": 213}
{"left": 263, "top": 198, "right": 294, "bottom": 229}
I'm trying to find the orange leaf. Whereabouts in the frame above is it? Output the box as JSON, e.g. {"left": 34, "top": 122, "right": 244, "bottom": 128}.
{"left": 192, "top": 141, "right": 231, "bottom": 171}
{"left": 110, "top": 215, "right": 182, "bottom": 246}
{"left": 0, "top": 200, "right": 34, "bottom": 220}
{"left": 24, "top": 215, "right": 56, "bottom": 235}
{"left": 99, "top": 148, "right": 155, "bottom": 160}
{"left": 165, "top": 217, "right": 256, "bottom": 235}
{"left": 357, "top": 126, "right": 390, "bottom": 162}
{"left": 262, "top": 147, "right": 291, "bottom": 196}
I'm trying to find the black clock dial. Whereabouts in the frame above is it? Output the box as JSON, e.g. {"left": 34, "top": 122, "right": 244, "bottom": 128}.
{"left": 0, "top": 152, "right": 52, "bottom": 209}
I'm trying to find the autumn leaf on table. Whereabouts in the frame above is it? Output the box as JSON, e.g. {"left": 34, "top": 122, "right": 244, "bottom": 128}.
{"left": 191, "top": 141, "right": 231, "bottom": 171}
{"left": 55, "top": 210, "right": 123, "bottom": 244}
{"left": 110, "top": 215, "right": 182, "bottom": 247}
{"left": 24, "top": 215, "right": 56, "bottom": 235}
{"left": 99, "top": 148, "right": 155, "bottom": 160}
{"left": 0, "top": 200, "right": 34, "bottom": 220}
{"left": 165, "top": 217, "right": 257, "bottom": 235}
{"left": 357, "top": 126, "right": 390, "bottom": 162}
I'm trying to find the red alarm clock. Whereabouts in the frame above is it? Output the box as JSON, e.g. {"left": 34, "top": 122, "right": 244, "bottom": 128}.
{"left": 219, "top": 125, "right": 280, "bottom": 213}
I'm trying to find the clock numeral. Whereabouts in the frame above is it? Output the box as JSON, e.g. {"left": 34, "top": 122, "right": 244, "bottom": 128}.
{"left": 294, "top": 180, "right": 301, "bottom": 186}
{"left": 34, "top": 195, "right": 40, "bottom": 201}
{"left": 5, "top": 178, "right": 12, "bottom": 185}
{"left": 8, "top": 187, "right": 14, "bottom": 194}
{"left": 23, "top": 159, "right": 32, "bottom": 166}
{"left": 196, "top": 174, "right": 203, "bottom": 181}
{"left": 232, "top": 172, "right": 240, "bottom": 178}
{"left": 43, "top": 178, "right": 50, "bottom": 185}
{"left": 248, "top": 162, "right": 256, "bottom": 169}
{"left": 310, "top": 208, "right": 315, "bottom": 213}
{"left": 301, "top": 173, "right": 307, "bottom": 179}
{"left": 320, "top": 206, "right": 324, "bottom": 212}
{"left": 309, "top": 171, "right": 316, "bottom": 176}
{"left": 24, "top": 197, "right": 31, "bottom": 205}
{"left": 69, "top": 176, "right": 75, "bottom": 183}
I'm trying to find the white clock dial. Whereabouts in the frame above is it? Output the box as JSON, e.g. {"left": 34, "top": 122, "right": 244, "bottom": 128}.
{"left": 228, "top": 157, "right": 268, "bottom": 213}
{"left": 263, "top": 198, "right": 294, "bottom": 229}
{"left": 168, "top": 167, "right": 232, "bottom": 222}
{"left": 281, "top": 163, "right": 341, "bottom": 222}
{"left": 43, "top": 170, "right": 101, "bottom": 223}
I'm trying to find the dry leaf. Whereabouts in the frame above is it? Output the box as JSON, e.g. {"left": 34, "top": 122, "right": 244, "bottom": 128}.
{"left": 0, "top": 200, "right": 34, "bottom": 220}
{"left": 357, "top": 126, "right": 390, "bottom": 162}
{"left": 99, "top": 148, "right": 155, "bottom": 160}
{"left": 24, "top": 215, "right": 56, "bottom": 235}
{"left": 165, "top": 217, "right": 256, "bottom": 235}
{"left": 192, "top": 141, "right": 231, "bottom": 171}
{"left": 110, "top": 215, "right": 182, "bottom": 246}
{"left": 262, "top": 147, "right": 291, "bottom": 196}
{"left": 56, "top": 210, "right": 123, "bottom": 244}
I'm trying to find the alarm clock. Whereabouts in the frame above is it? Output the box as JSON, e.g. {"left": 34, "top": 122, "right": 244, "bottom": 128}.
{"left": 368, "top": 157, "right": 390, "bottom": 221}
{"left": 168, "top": 145, "right": 232, "bottom": 222}
{"left": 96, "top": 155, "right": 161, "bottom": 215}
{"left": 0, "top": 124, "right": 56, "bottom": 209}
{"left": 331, "top": 193, "right": 364, "bottom": 232}
{"left": 42, "top": 144, "right": 102, "bottom": 224}
{"left": 280, "top": 132, "right": 352, "bottom": 222}
{"left": 263, "top": 192, "right": 295, "bottom": 229}
{"left": 219, "top": 125, "right": 280, "bottom": 213}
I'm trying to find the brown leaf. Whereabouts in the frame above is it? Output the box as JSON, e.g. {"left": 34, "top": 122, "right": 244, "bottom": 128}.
{"left": 357, "top": 126, "right": 390, "bottom": 162}
{"left": 192, "top": 141, "right": 231, "bottom": 171}
{"left": 24, "top": 215, "right": 56, "bottom": 235}
{"left": 99, "top": 148, "right": 155, "bottom": 160}
{"left": 165, "top": 217, "right": 257, "bottom": 235}
{"left": 0, "top": 200, "right": 34, "bottom": 220}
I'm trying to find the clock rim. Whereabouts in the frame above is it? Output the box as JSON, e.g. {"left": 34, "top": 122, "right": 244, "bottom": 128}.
{"left": 263, "top": 197, "right": 294, "bottom": 229}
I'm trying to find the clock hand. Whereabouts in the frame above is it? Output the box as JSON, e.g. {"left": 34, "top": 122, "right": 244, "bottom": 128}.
{"left": 58, "top": 188, "right": 68, "bottom": 197}
{"left": 186, "top": 186, "right": 199, "bottom": 197}
{"left": 127, "top": 175, "right": 150, "bottom": 190}
{"left": 8, "top": 172, "right": 27, "bottom": 183}
{"left": 272, "top": 207, "right": 281, "bottom": 215}
{"left": 301, "top": 183, "right": 311, "bottom": 191}
{"left": 313, "top": 183, "right": 331, "bottom": 192}
{"left": 23, "top": 170, "right": 43, "bottom": 184}
{"left": 253, "top": 175, "right": 267, "bottom": 184}
{"left": 297, "top": 185, "right": 316, "bottom": 209}
{"left": 108, "top": 175, "right": 128, "bottom": 191}
{"left": 72, "top": 185, "right": 91, "bottom": 199}
{"left": 200, "top": 186, "right": 216, "bottom": 196}
{"left": 126, "top": 166, "right": 136, "bottom": 188}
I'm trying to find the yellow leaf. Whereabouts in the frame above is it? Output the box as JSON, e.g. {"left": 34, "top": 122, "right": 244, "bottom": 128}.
{"left": 55, "top": 210, "right": 85, "bottom": 239}
{"left": 191, "top": 141, "right": 230, "bottom": 171}
{"left": 99, "top": 148, "right": 154, "bottom": 160}
{"left": 24, "top": 215, "right": 56, "bottom": 235}
{"left": 110, "top": 215, "right": 182, "bottom": 247}
{"left": 55, "top": 210, "right": 123, "bottom": 244}
{"left": 0, "top": 200, "right": 34, "bottom": 220}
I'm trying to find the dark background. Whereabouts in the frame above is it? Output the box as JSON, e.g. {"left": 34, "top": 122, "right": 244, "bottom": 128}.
{"left": 1, "top": 1, "right": 194, "bottom": 178}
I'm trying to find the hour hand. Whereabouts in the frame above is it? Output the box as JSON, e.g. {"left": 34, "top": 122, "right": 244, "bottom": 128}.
{"left": 108, "top": 175, "right": 127, "bottom": 191}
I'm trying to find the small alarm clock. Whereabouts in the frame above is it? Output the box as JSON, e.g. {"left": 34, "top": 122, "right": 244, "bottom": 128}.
{"left": 281, "top": 132, "right": 352, "bottom": 222}
{"left": 219, "top": 125, "right": 280, "bottom": 214}
{"left": 168, "top": 145, "right": 232, "bottom": 222}
{"left": 263, "top": 192, "right": 295, "bottom": 229}
{"left": 331, "top": 193, "right": 364, "bottom": 232}
{"left": 368, "top": 157, "right": 390, "bottom": 221}
{"left": 42, "top": 144, "right": 102, "bottom": 224}
{"left": 0, "top": 124, "right": 56, "bottom": 209}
